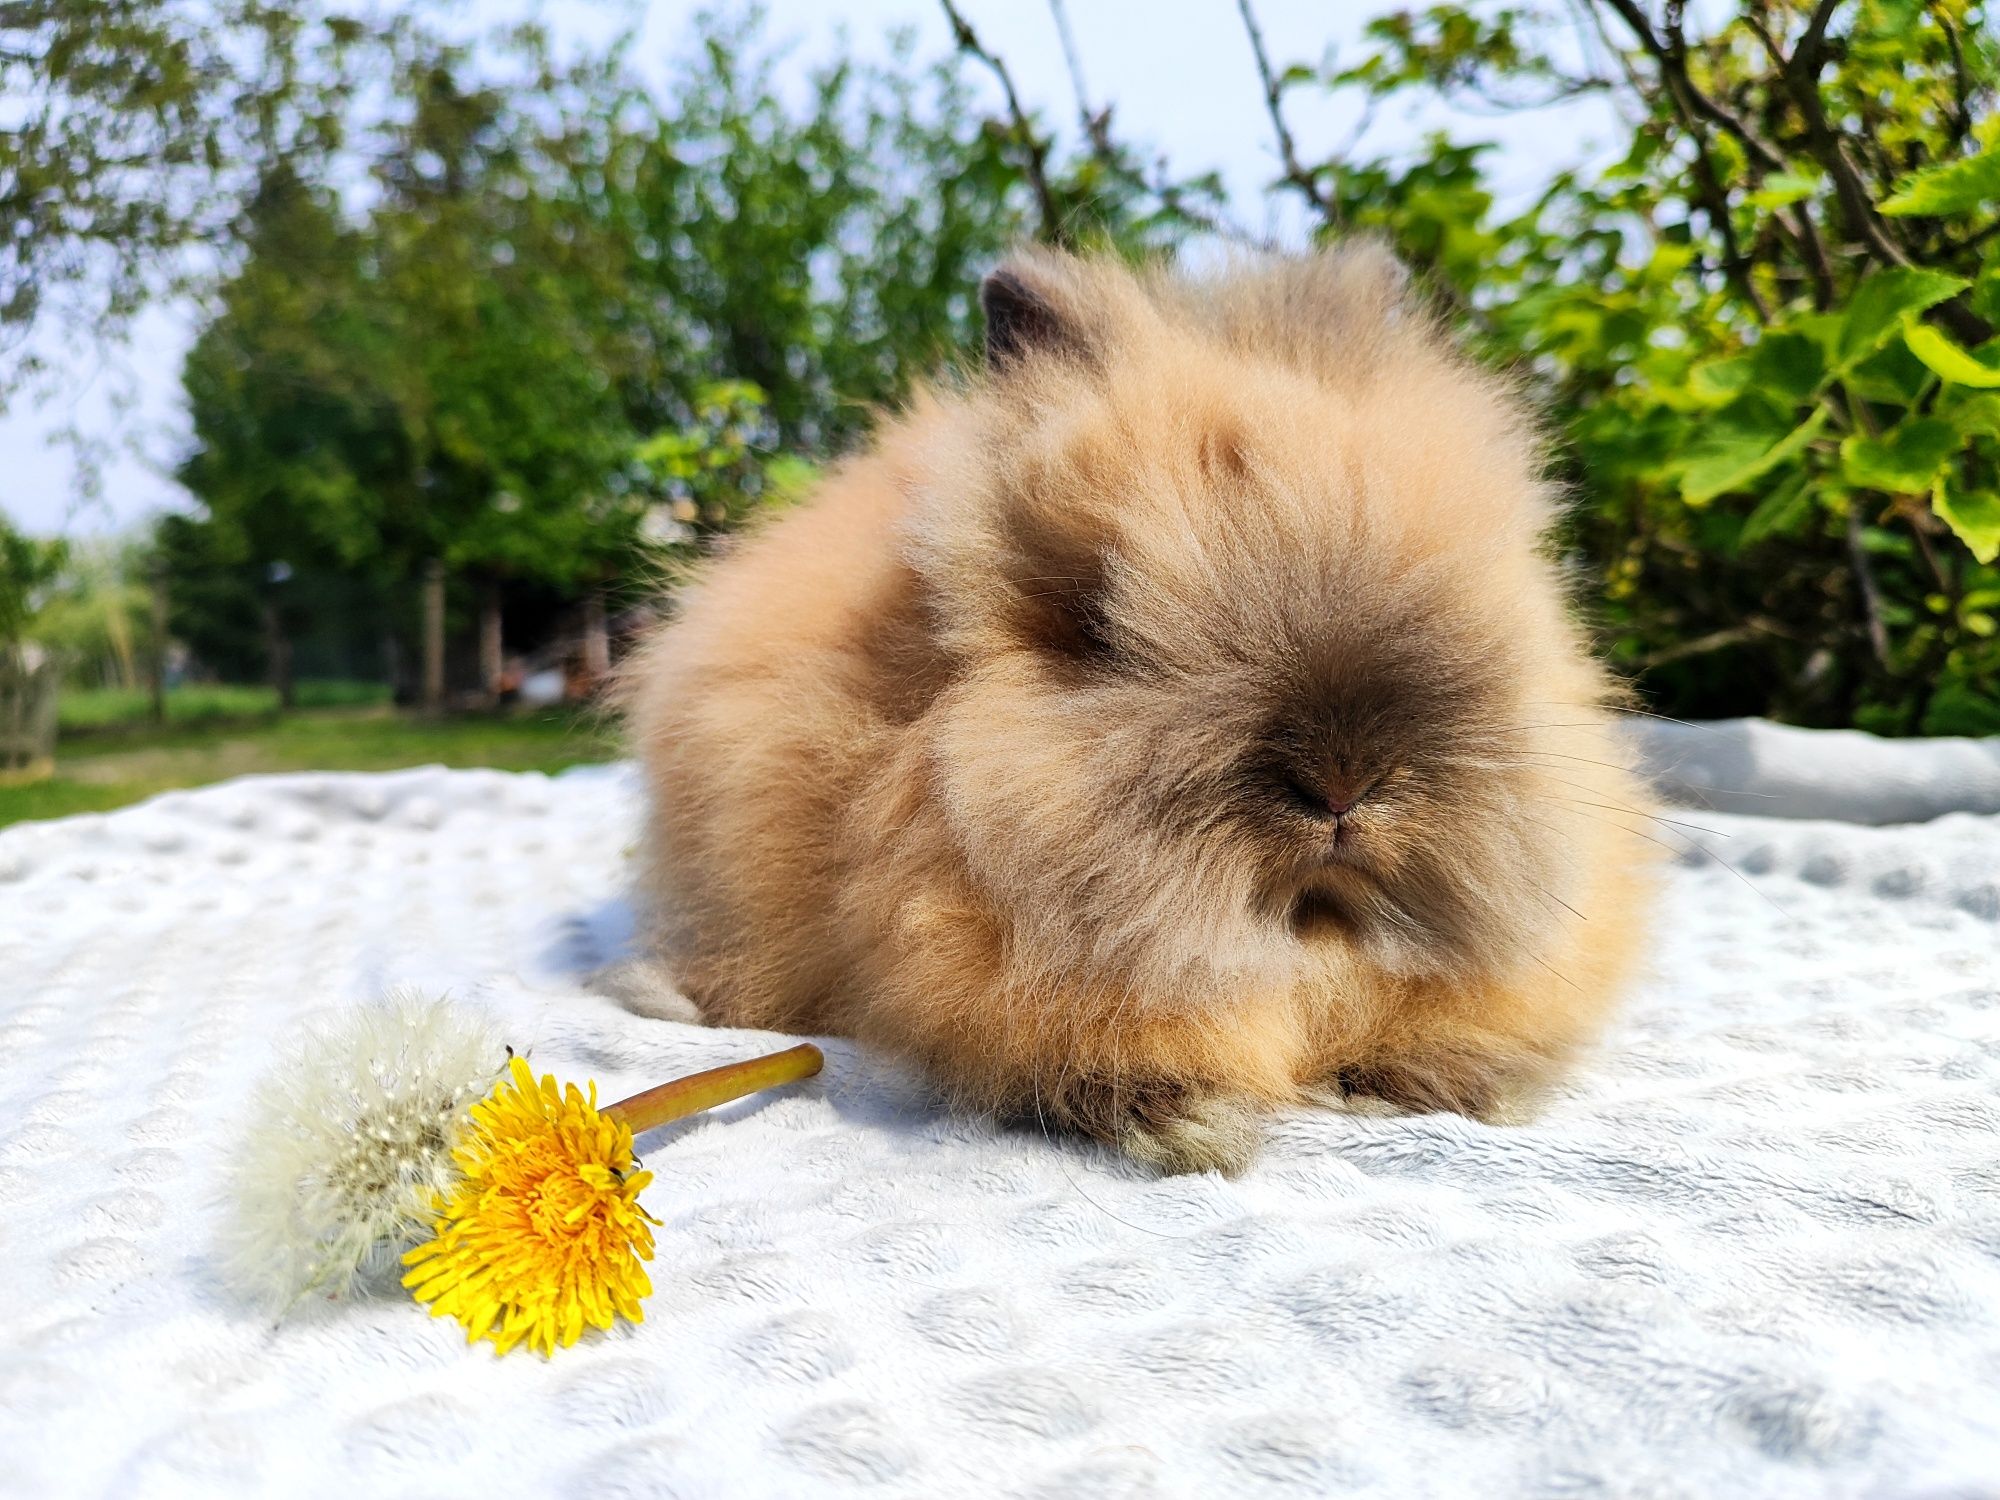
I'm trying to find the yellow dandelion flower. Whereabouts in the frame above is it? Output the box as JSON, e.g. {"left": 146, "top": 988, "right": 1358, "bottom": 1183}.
{"left": 402, "top": 1055, "right": 661, "bottom": 1358}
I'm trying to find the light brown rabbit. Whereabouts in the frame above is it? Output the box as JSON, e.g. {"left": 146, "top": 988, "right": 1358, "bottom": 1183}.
{"left": 620, "top": 243, "right": 1657, "bottom": 1173}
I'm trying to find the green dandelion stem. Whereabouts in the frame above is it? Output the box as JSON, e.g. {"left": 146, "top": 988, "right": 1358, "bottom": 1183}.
{"left": 602, "top": 1043, "right": 823, "bottom": 1136}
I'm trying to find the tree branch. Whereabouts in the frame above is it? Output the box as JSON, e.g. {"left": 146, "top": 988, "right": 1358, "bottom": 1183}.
{"left": 1568, "top": 0, "right": 1655, "bottom": 128}
{"left": 1235, "top": 0, "right": 1337, "bottom": 224}
{"left": 1899, "top": 499, "right": 1953, "bottom": 595}
{"left": 1776, "top": 203, "right": 1840, "bottom": 308}
{"left": 1046, "top": 0, "right": 1106, "bottom": 154}
{"left": 1594, "top": 0, "right": 1787, "bottom": 170}
{"left": 937, "top": 0, "right": 1060, "bottom": 242}
{"left": 1932, "top": 7, "right": 1975, "bottom": 150}
{"left": 1793, "top": 0, "right": 1843, "bottom": 76}
{"left": 1845, "top": 498, "right": 1892, "bottom": 671}
{"left": 1745, "top": 8, "right": 1992, "bottom": 341}
{"left": 1044, "top": 0, "right": 1258, "bottom": 244}
{"left": 1743, "top": 13, "right": 1910, "bottom": 269}
{"left": 1634, "top": 623, "right": 1759, "bottom": 670}
{"left": 1681, "top": 107, "right": 1771, "bottom": 319}
{"left": 1594, "top": 0, "right": 1778, "bottom": 317}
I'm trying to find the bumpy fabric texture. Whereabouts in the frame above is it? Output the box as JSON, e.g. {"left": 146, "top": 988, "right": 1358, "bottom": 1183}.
{"left": 1640, "top": 717, "right": 2000, "bottom": 825}
{"left": 2, "top": 752, "right": 1998, "bottom": 1499}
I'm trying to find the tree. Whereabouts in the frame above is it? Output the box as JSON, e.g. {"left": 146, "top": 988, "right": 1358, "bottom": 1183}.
{"left": 0, "top": 0, "right": 368, "bottom": 406}
{"left": 365, "top": 53, "right": 642, "bottom": 704}
{"left": 14, "top": 533, "right": 148, "bottom": 688}
{"left": 563, "top": 17, "right": 1084, "bottom": 452}
{"left": 170, "top": 8, "right": 1199, "bottom": 704}
{"left": 0, "top": 513, "right": 66, "bottom": 650}
{"left": 176, "top": 161, "right": 401, "bottom": 705}
{"left": 154, "top": 512, "right": 265, "bottom": 684}
{"left": 634, "top": 379, "right": 814, "bottom": 554}
{"left": 0, "top": 512, "right": 65, "bottom": 768}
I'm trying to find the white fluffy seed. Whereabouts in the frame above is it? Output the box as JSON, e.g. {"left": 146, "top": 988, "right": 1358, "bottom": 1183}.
{"left": 218, "top": 992, "right": 505, "bottom": 1313}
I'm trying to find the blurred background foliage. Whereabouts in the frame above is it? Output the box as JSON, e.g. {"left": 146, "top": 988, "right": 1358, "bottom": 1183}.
{"left": 1317, "top": 0, "right": 2000, "bottom": 735}
{"left": 2, "top": 0, "right": 1998, "bottom": 804}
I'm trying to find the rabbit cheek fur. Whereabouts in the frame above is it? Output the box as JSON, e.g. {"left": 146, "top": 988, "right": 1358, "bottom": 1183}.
{"left": 622, "top": 244, "right": 1657, "bottom": 1174}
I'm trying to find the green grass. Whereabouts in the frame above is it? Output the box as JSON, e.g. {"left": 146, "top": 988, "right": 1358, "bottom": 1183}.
{"left": 0, "top": 702, "right": 621, "bottom": 829}
{"left": 0, "top": 778, "right": 147, "bottom": 824}
{"left": 58, "top": 678, "right": 392, "bottom": 734}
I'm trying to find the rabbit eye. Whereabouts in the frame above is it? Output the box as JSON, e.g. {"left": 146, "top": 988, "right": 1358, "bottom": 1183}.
{"left": 1277, "top": 771, "right": 1324, "bottom": 815}
{"left": 1014, "top": 576, "right": 1119, "bottom": 668}
{"left": 999, "top": 511, "right": 1121, "bottom": 671}
{"left": 1051, "top": 588, "right": 1116, "bottom": 661}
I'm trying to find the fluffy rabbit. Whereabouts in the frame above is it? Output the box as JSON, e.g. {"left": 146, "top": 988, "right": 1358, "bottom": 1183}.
{"left": 621, "top": 243, "right": 1657, "bottom": 1173}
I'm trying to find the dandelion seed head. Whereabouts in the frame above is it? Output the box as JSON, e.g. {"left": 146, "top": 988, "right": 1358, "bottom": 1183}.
{"left": 221, "top": 993, "right": 506, "bottom": 1312}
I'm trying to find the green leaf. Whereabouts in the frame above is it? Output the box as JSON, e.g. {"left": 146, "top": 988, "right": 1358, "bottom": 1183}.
{"left": 1973, "top": 268, "right": 2000, "bottom": 327}
{"left": 1679, "top": 402, "right": 1828, "bottom": 505}
{"left": 1749, "top": 330, "right": 1826, "bottom": 401}
{"left": 1745, "top": 170, "right": 1819, "bottom": 209}
{"left": 1879, "top": 148, "right": 2000, "bottom": 217}
{"left": 1843, "top": 339, "right": 1934, "bottom": 404}
{"left": 1835, "top": 269, "right": 1970, "bottom": 372}
{"left": 1903, "top": 322, "right": 2000, "bottom": 387}
{"left": 1944, "top": 392, "right": 2000, "bottom": 437}
{"left": 1841, "top": 419, "right": 1960, "bottom": 493}
{"left": 1736, "top": 469, "right": 1814, "bottom": 549}
{"left": 1934, "top": 476, "right": 2000, "bottom": 564}
{"left": 1688, "top": 353, "right": 1753, "bottom": 403}
{"left": 1921, "top": 682, "right": 2000, "bottom": 737}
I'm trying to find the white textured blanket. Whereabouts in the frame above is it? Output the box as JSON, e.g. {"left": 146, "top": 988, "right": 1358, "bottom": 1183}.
{"left": 3, "top": 743, "right": 1998, "bottom": 1499}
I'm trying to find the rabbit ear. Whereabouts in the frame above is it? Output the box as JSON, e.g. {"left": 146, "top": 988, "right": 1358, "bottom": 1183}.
{"left": 1311, "top": 238, "right": 1412, "bottom": 312}
{"left": 980, "top": 262, "right": 1088, "bottom": 369}
{"left": 1168, "top": 239, "right": 1419, "bottom": 376}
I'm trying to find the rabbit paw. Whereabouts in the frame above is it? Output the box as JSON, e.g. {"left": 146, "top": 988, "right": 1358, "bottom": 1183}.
{"left": 1050, "top": 1075, "right": 1262, "bottom": 1175}
{"left": 1316, "top": 1052, "right": 1541, "bottom": 1125}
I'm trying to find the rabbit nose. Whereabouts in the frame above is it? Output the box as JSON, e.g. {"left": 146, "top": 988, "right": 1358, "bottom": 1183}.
{"left": 1323, "top": 773, "right": 1371, "bottom": 819}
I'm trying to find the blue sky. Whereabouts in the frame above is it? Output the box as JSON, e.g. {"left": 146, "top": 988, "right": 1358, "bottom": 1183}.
{"left": 1, "top": 0, "right": 1616, "bottom": 537}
